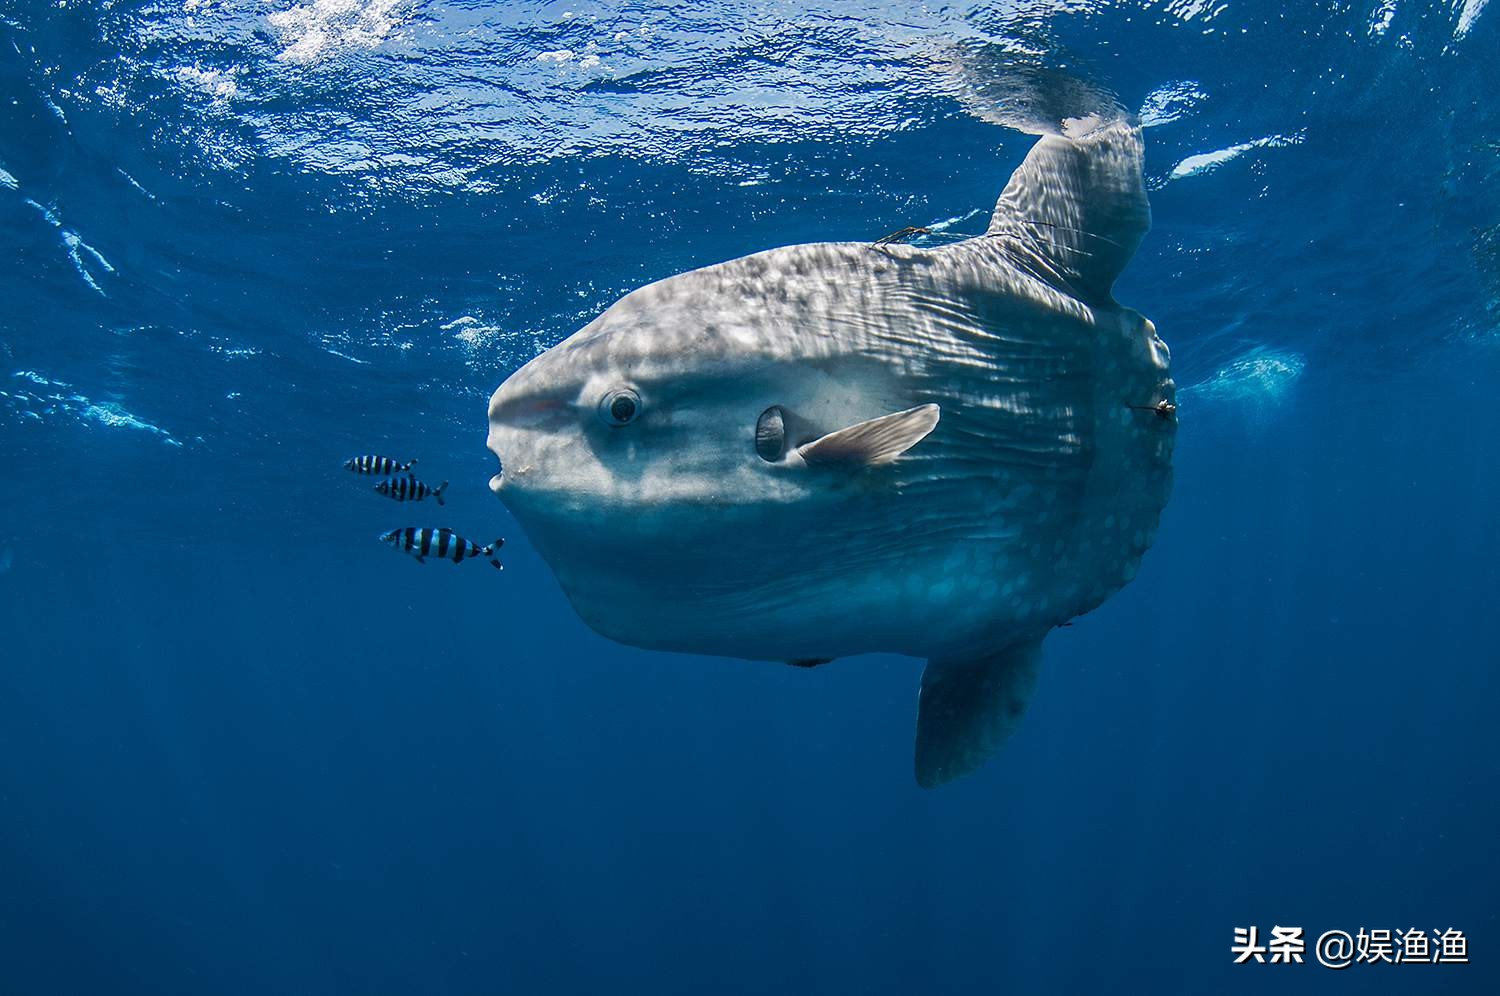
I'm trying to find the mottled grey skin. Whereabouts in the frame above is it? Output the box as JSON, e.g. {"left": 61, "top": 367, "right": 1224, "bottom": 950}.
{"left": 487, "top": 121, "right": 1174, "bottom": 787}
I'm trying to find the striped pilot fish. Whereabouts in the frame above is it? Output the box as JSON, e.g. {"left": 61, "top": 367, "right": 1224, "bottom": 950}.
{"left": 374, "top": 476, "right": 448, "bottom": 505}
{"left": 381, "top": 528, "right": 504, "bottom": 569}
{"left": 344, "top": 454, "right": 417, "bottom": 475}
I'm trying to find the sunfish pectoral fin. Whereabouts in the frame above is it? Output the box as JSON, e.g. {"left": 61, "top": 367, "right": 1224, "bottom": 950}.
{"left": 987, "top": 118, "right": 1148, "bottom": 303}
{"left": 914, "top": 638, "right": 1044, "bottom": 789}
{"left": 796, "top": 404, "right": 939, "bottom": 467}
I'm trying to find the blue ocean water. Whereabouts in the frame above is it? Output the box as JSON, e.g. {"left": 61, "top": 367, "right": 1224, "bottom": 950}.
{"left": 2, "top": 1, "right": 1497, "bottom": 992}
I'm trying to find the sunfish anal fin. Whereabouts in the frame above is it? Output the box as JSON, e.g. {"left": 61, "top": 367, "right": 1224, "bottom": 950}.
{"left": 797, "top": 404, "right": 939, "bottom": 467}
{"left": 914, "top": 638, "right": 1044, "bottom": 789}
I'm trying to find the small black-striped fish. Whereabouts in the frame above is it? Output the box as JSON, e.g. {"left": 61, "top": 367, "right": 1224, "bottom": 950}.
{"left": 374, "top": 476, "right": 447, "bottom": 505}
{"left": 381, "top": 528, "right": 503, "bottom": 569}
{"left": 345, "top": 454, "right": 416, "bottom": 475}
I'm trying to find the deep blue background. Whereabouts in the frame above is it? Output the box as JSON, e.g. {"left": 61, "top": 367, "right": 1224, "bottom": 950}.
{"left": 2, "top": 1, "right": 1497, "bottom": 993}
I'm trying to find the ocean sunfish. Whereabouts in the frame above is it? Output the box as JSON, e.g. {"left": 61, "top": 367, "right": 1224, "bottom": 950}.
{"left": 486, "top": 120, "right": 1174, "bottom": 787}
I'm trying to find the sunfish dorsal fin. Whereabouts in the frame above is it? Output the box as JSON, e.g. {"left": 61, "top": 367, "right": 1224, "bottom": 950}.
{"left": 914, "top": 638, "right": 1044, "bottom": 789}
{"left": 987, "top": 119, "right": 1148, "bottom": 303}
{"left": 796, "top": 404, "right": 939, "bottom": 467}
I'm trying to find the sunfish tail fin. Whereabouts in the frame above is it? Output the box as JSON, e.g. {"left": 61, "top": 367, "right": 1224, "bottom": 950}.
{"left": 914, "top": 638, "right": 1044, "bottom": 789}
{"left": 987, "top": 119, "right": 1148, "bottom": 303}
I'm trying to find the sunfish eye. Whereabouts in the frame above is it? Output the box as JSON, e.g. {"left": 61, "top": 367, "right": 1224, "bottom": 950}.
{"left": 599, "top": 387, "right": 642, "bottom": 426}
{"left": 755, "top": 405, "right": 786, "bottom": 462}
